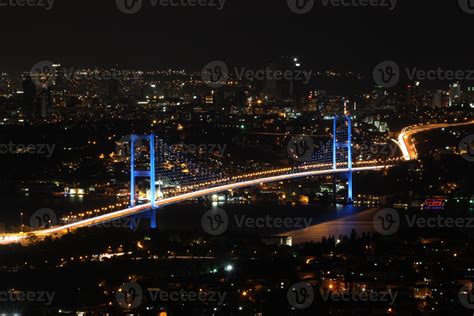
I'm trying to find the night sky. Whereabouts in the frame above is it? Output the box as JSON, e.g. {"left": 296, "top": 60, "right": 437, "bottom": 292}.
{"left": 0, "top": 0, "right": 472, "bottom": 71}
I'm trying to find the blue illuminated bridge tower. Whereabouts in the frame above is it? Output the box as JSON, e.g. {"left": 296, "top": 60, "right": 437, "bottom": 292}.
{"left": 333, "top": 115, "right": 353, "bottom": 202}
{"left": 129, "top": 134, "right": 157, "bottom": 229}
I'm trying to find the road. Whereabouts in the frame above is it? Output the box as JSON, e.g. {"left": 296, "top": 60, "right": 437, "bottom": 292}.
{"left": 397, "top": 120, "right": 474, "bottom": 161}
{"left": 0, "top": 165, "right": 387, "bottom": 245}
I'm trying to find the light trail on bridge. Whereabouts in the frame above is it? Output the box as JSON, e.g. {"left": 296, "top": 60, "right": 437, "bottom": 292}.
{"left": 397, "top": 120, "right": 474, "bottom": 161}
{"left": 0, "top": 165, "right": 387, "bottom": 245}
{"left": 3, "top": 120, "right": 472, "bottom": 245}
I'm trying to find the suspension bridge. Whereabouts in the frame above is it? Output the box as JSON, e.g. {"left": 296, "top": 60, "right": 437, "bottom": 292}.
{"left": 1, "top": 115, "right": 392, "bottom": 244}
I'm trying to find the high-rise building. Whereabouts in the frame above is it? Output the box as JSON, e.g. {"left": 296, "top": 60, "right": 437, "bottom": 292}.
{"left": 464, "top": 85, "right": 474, "bottom": 102}
{"left": 431, "top": 90, "right": 442, "bottom": 108}
{"left": 212, "top": 90, "right": 225, "bottom": 111}
{"left": 407, "top": 82, "right": 421, "bottom": 108}
{"left": 22, "top": 76, "right": 36, "bottom": 118}
{"left": 104, "top": 73, "right": 120, "bottom": 106}
{"left": 263, "top": 62, "right": 277, "bottom": 98}
{"left": 35, "top": 87, "right": 52, "bottom": 118}
{"left": 449, "top": 83, "right": 461, "bottom": 106}
{"left": 52, "top": 64, "right": 67, "bottom": 107}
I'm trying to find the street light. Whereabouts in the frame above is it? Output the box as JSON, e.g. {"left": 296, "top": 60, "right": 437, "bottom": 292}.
{"left": 20, "top": 212, "right": 24, "bottom": 233}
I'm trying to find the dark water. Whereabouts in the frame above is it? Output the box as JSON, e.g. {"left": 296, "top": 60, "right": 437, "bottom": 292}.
{"left": 155, "top": 202, "right": 365, "bottom": 235}
{"left": 0, "top": 193, "right": 120, "bottom": 229}
{"left": 0, "top": 193, "right": 367, "bottom": 236}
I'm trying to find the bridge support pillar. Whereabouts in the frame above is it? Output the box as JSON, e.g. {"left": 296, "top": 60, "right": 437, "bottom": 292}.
{"left": 149, "top": 209, "right": 157, "bottom": 229}
{"left": 129, "top": 133, "right": 158, "bottom": 230}
{"left": 333, "top": 115, "right": 353, "bottom": 203}
{"left": 347, "top": 171, "right": 353, "bottom": 202}
{"left": 130, "top": 209, "right": 156, "bottom": 230}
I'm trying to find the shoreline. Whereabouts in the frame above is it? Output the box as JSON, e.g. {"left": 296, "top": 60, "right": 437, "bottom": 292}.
{"left": 282, "top": 207, "right": 381, "bottom": 244}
